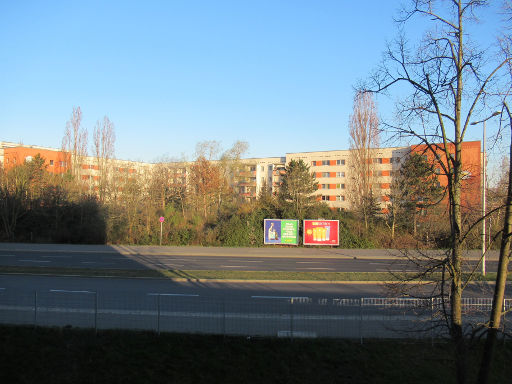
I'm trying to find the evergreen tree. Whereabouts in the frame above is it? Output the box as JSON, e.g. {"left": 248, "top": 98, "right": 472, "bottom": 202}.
{"left": 278, "top": 159, "right": 318, "bottom": 219}
{"left": 389, "top": 153, "right": 444, "bottom": 237}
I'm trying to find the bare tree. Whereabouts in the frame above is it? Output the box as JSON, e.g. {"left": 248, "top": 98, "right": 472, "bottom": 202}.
{"left": 92, "top": 116, "right": 116, "bottom": 202}
{"left": 189, "top": 156, "right": 225, "bottom": 220}
{"left": 195, "top": 140, "right": 221, "bottom": 161}
{"left": 477, "top": 103, "right": 512, "bottom": 384}
{"left": 62, "top": 106, "right": 88, "bottom": 183}
{"left": 477, "top": 6, "right": 512, "bottom": 380}
{"left": 220, "top": 140, "right": 249, "bottom": 204}
{"left": 363, "top": 1, "right": 511, "bottom": 383}
{"left": 348, "top": 91, "right": 380, "bottom": 230}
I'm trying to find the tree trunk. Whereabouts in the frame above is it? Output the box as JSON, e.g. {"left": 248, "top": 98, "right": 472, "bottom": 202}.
{"left": 477, "top": 104, "right": 512, "bottom": 384}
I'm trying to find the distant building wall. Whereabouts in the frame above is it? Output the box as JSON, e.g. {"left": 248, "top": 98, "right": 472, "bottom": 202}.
{"left": 1, "top": 141, "right": 481, "bottom": 212}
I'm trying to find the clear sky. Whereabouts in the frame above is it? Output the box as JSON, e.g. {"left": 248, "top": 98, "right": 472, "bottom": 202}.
{"left": 0, "top": 1, "right": 506, "bottom": 163}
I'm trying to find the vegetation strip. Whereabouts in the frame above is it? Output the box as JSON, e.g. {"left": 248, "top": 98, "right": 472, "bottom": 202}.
{"left": 1, "top": 325, "right": 511, "bottom": 384}
{"left": 0, "top": 265, "right": 506, "bottom": 282}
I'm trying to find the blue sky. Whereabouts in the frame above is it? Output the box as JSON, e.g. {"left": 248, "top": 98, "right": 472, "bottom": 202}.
{"left": 0, "top": 1, "right": 506, "bottom": 162}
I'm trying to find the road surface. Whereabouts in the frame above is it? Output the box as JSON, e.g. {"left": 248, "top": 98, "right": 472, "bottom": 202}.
{"left": 0, "top": 243, "right": 499, "bottom": 273}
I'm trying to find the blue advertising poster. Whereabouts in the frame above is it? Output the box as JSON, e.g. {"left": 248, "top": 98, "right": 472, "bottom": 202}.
{"left": 264, "top": 219, "right": 282, "bottom": 244}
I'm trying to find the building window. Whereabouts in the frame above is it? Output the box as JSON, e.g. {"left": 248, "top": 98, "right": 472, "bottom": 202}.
{"left": 312, "top": 161, "right": 317, "bottom": 166}
{"left": 25, "top": 156, "right": 33, "bottom": 162}
{"left": 337, "top": 159, "right": 345, "bottom": 165}
{"left": 321, "top": 195, "right": 328, "bottom": 201}
{"left": 336, "top": 195, "right": 345, "bottom": 201}
{"left": 336, "top": 172, "right": 345, "bottom": 177}
{"left": 50, "top": 160, "right": 54, "bottom": 166}
{"left": 336, "top": 184, "right": 346, "bottom": 189}
{"left": 321, "top": 184, "right": 328, "bottom": 189}
{"left": 322, "top": 160, "right": 329, "bottom": 166}
{"left": 374, "top": 158, "right": 383, "bottom": 164}
{"left": 322, "top": 172, "right": 330, "bottom": 177}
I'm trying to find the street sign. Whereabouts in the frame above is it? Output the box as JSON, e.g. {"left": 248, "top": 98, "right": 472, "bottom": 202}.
{"left": 159, "top": 217, "right": 165, "bottom": 245}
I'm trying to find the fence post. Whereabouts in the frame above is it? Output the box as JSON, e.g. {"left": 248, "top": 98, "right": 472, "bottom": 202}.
{"left": 290, "top": 298, "right": 294, "bottom": 340}
{"left": 34, "top": 291, "right": 38, "bottom": 327}
{"left": 222, "top": 299, "right": 226, "bottom": 336}
{"left": 94, "top": 291, "right": 98, "bottom": 333}
{"left": 503, "top": 298, "right": 507, "bottom": 344}
{"left": 360, "top": 298, "right": 363, "bottom": 345}
{"left": 157, "top": 294, "right": 161, "bottom": 335}
{"left": 430, "top": 297, "right": 434, "bottom": 346}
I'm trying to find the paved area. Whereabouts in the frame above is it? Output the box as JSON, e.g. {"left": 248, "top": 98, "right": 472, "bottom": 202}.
{"left": 0, "top": 243, "right": 499, "bottom": 272}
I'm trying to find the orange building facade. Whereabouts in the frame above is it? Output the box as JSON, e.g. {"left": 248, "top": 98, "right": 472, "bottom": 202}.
{"left": 1, "top": 145, "right": 70, "bottom": 174}
{"left": 411, "top": 141, "right": 482, "bottom": 213}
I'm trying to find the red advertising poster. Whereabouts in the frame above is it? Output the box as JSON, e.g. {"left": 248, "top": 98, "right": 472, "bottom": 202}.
{"left": 303, "top": 220, "right": 339, "bottom": 246}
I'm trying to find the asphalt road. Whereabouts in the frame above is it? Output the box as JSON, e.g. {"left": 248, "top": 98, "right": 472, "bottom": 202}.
{"left": 0, "top": 244, "right": 507, "bottom": 338}
{"left": 0, "top": 274, "right": 504, "bottom": 338}
{"left": 0, "top": 243, "right": 500, "bottom": 273}
{"left": 0, "top": 274, "right": 387, "bottom": 299}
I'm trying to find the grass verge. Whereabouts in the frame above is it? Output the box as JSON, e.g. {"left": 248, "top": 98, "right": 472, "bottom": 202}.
{"left": 1, "top": 325, "right": 511, "bottom": 384}
{"left": 0, "top": 265, "right": 507, "bottom": 282}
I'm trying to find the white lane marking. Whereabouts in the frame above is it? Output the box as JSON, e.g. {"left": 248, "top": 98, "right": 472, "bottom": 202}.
{"left": 147, "top": 293, "right": 199, "bottom": 297}
{"left": 297, "top": 261, "right": 323, "bottom": 264}
{"left": 220, "top": 265, "right": 248, "bottom": 268}
{"left": 81, "top": 262, "right": 113, "bottom": 265}
{"left": 229, "top": 260, "right": 264, "bottom": 263}
{"left": 251, "top": 296, "right": 310, "bottom": 300}
{"left": 161, "top": 264, "right": 185, "bottom": 267}
{"left": 0, "top": 304, "right": 425, "bottom": 322}
{"left": 42, "top": 255, "right": 72, "bottom": 259}
{"left": 0, "top": 254, "right": 15, "bottom": 257}
{"left": 19, "top": 260, "right": 51, "bottom": 263}
{"left": 297, "top": 267, "right": 335, "bottom": 270}
{"left": 50, "top": 289, "right": 95, "bottom": 294}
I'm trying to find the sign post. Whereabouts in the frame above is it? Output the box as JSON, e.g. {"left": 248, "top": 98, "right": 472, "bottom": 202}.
{"left": 159, "top": 216, "right": 165, "bottom": 246}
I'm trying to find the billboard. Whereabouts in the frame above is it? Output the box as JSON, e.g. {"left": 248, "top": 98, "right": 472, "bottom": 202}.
{"left": 264, "top": 219, "right": 299, "bottom": 245}
{"left": 303, "top": 220, "right": 339, "bottom": 246}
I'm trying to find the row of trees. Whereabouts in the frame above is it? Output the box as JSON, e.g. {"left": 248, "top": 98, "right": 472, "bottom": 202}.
{"left": 1, "top": 137, "right": 456, "bottom": 249}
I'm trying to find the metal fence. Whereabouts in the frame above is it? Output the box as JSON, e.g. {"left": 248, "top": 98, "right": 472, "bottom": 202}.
{"left": 0, "top": 289, "right": 510, "bottom": 341}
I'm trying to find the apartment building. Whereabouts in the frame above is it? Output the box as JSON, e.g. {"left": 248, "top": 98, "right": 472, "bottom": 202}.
{"left": 287, "top": 146, "right": 412, "bottom": 210}
{"left": 235, "top": 157, "right": 286, "bottom": 199}
{"left": 412, "top": 141, "right": 482, "bottom": 211}
{"left": 1, "top": 141, "right": 482, "bottom": 212}
{"left": 0, "top": 141, "right": 71, "bottom": 174}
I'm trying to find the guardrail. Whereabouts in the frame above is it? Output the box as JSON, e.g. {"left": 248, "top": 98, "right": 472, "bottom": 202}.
{"left": 0, "top": 289, "right": 510, "bottom": 342}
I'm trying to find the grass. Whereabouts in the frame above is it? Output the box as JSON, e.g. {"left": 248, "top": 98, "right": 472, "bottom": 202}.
{"left": 0, "top": 265, "right": 508, "bottom": 282}
{"left": 0, "top": 325, "right": 511, "bottom": 384}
